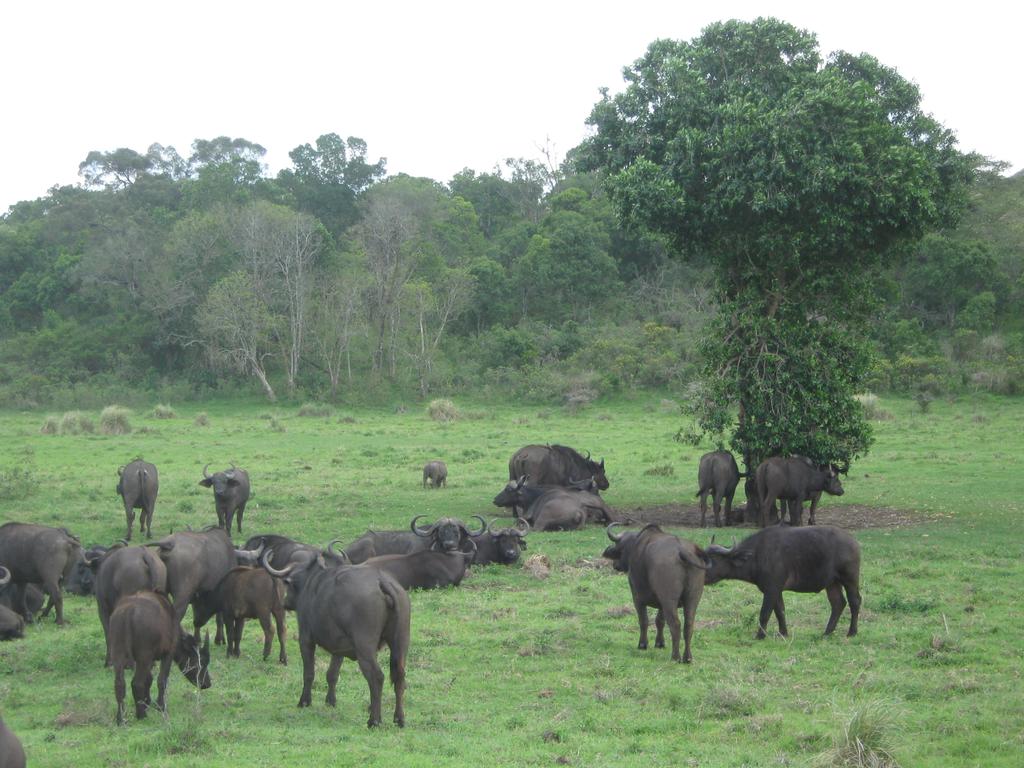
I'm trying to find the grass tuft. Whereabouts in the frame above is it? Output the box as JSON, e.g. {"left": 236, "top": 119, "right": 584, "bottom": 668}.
{"left": 60, "top": 411, "right": 96, "bottom": 435}
{"left": 811, "top": 699, "right": 902, "bottom": 768}
{"left": 193, "top": 412, "right": 210, "bottom": 427}
{"left": 40, "top": 414, "right": 59, "bottom": 435}
{"left": 297, "top": 402, "right": 332, "bottom": 417}
{"left": 151, "top": 403, "right": 177, "bottom": 419}
{"left": 427, "top": 398, "right": 460, "bottom": 422}
{"left": 644, "top": 464, "right": 675, "bottom": 476}
{"left": 100, "top": 405, "right": 132, "bottom": 435}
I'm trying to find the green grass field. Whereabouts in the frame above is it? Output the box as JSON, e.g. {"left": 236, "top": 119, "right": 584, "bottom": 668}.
{"left": 1, "top": 394, "right": 1022, "bottom": 767}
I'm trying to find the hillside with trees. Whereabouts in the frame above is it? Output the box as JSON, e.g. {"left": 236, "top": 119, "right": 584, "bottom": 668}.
{"left": 0, "top": 27, "right": 1020, "bottom": 416}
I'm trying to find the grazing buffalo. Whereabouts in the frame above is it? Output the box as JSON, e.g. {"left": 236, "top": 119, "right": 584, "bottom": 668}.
{"left": 88, "top": 543, "right": 168, "bottom": 665}
{"left": 262, "top": 550, "right": 411, "bottom": 727}
{"left": 422, "top": 460, "right": 447, "bottom": 489}
{"left": 471, "top": 519, "right": 529, "bottom": 566}
{"left": 755, "top": 457, "right": 844, "bottom": 527}
{"left": 705, "top": 525, "right": 862, "bottom": 638}
{"left": 603, "top": 524, "right": 709, "bottom": 663}
{"left": 696, "top": 450, "right": 743, "bottom": 527}
{"left": 343, "top": 516, "right": 485, "bottom": 564}
{"left": 509, "top": 445, "right": 609, "bottom": 491}
{"left": 152, "top": 528, "right": 235, "bottom": 642}
{"left": 199, "top": 464, "right": 251, "bottom": 534}
{"left": 192, "top": 566, "right": 287, "bottom": 664}
{"left": 108, "top": 591, "right": 211, "bottom": 725}
{"left": 0, "top": 712, "right": 27, "bottom": 768}
{"left": 0, "top": 568, "right": 25, "bottom": 641}
{"left": 363, "top": 549, "right": 474, "bottom": 590}
{"left": 117, "top": 459, "right": 158, "bottom": 540}
{"left": 0, "top": 522, "right": 81, "bottom": 625}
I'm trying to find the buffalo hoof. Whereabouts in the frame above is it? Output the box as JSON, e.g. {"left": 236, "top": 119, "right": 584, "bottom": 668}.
{"left": 297, "top": 698, "right": 311, "bottom": 708}
{"left": 279, "top": 657, "right": 288, "bottom": 666}
{"left": 637, "top": 641, "right": 648, "bottom": 650}
{"left": 325, "top": 696, "right": 336, "bottom": 707}
{"left": 394, "top": 716, "right": 405, "bottom": 728}
{"left": 847, "top": 629, "right": 858, "bottom": 638}
{"left": 654, "top": 639, "right": 665, "bottom": 649}
{"left": 367, "top": 718, "right": 381, "bottom": 728}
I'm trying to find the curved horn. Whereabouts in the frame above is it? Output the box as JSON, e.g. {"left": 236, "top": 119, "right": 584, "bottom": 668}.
{"left": 584, "top": 450, "right": 591, "bottom": 460}
{"left": 468, "top": 515, "right": 487, "bottom": 537}
{"left": 202, "top": 463, "right": 211, "bottom": 479}
{"left": 326, "top": 539, "right": 346, "bottom": 557}
{"left": 514, "top": 517, "right": 531, "bottom": 536}
{"left": 606, "top": 522, "right": 625, "bottom": 542}
{"left": 117, "top": 465, "right": 126, "bottom": 477}
{"left": 260, "top": 548, "right": 295, "bottom": 578}
{"left": 0, "top": 566, "right": 11, "bottom": 587}
{"left": 411, "top": 515, "right": 436, "bottom": 537}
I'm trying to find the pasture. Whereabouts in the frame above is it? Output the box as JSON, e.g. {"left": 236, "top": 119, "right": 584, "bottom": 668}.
{"left": 1, "top": 394, "right": 1022, "bottom": 767}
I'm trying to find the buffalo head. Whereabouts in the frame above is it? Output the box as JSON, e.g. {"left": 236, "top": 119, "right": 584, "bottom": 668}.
{"left": 411, "top": 515, "right": 485, "bottom": 552}
{"left": 199, "top": 463, "right": 242, "bottom": 498}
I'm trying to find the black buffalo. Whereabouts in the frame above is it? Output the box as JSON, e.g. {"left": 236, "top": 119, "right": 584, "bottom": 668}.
{"left": 0, "top": 522, "right": 81, "bottom": 625}
{"left": 117, "top": 459, "right": 158, "bottom": 540}
{"left": 603, "top": 524, "right": 709, "bottom": 663}
{"left": 199, "top": 464, "right": 251, "bottom": 534}
{"left": 239, "top": 534, "right": 345, "bottom": 571}
{"left": 705, "top": 525, "right": 862, "bottom": 638}
{"left": 343, "top": 516, "right": 485, "bottom": 564}
{"left": 108, "top": 591, "right": 211, "bottom": 724}
{"left": 192, "top": 566, "right": 287, "bottom": 664}
{"left": 755, "top": 457, "right": 844, "bottom": 527}
{"left": 422, "top": 460, "right": 447, "bottom": 489}
{"left": 695, "top": 450, "right": 743, "bottom": 528}
{"left": 0, "top": 712, "right": 26, "bottom": 768}
{"left": 363, "top": 549, "right": 474, "bottom": 590}
{"left": 471, "top": 519, "right": 529, "bottom": 566}
{"left": 0, "top": 568, "right": 25, "bottom": 641}
{"left": 88, "top": 543, "right": 168, "bottom": 665}
{"left": 65, "top": 544, "right": 110, "bottom": 596}
{"left": 509, "top": 445, "right": 609, "bottom": 491}
{"left": 152, "top": 527, "right": 235, "bottom": 642}
{"left": 262, "top": 550, "right": 411, "bottom": 727}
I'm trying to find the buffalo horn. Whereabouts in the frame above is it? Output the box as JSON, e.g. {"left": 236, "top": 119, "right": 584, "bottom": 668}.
{"left": 706, "top": 543, "right": 733, "bottom": 555}
{"left": 260, "top": 548, "right": 295, "bottom": 578}
{"left": 326, "top": 539, "right": 346, "bottom": 558}
{"left": 514, "top": 517, "right": 530, "bottom": 536}
{"left": 202, "top": 463, "right": 212, "bottom": 479}
{"left": 468, "top": 515, "right": 487, "bottom": 537}
{"left": 117, "top": 465, "right": 126, "bottom": 477}
{"left": 0, "top": 566, "right": 11, "bottom": 587}
{"left": 606, "top": 522, "right": 625, "bottom": 542}
{"left": 411, "top": 515, "right": 436, "bottom": 537}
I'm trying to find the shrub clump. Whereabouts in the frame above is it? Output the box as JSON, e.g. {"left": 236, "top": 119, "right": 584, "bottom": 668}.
{"left": 100, "top": 405, "right": 132, "bottom": 435}
{"left": 297, "top": 402, "right": 332, "bottom": 418}
{"left": 40, "top": 415, "right": 60, "bottom": 435}
{"left": 854, "top": 393, "right": 893, "bottom": 421}
{"left": 152, "top": 403, "right": 176, "bottom": 419}
{"left": 269, "top": 416, "right": 287, "bottom": 433}
{"left": 194, "top": 412, "right": 210, "bottom": 427}
{"left": 60, "top": 411, "right": 95, "bottom": 435}
{"left": 427, "top": 399, "right": 460, "bottom": 422}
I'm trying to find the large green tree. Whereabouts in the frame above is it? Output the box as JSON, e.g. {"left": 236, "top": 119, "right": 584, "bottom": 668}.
{"left": 577, "top": 18, "right": 979, "bottom": 484}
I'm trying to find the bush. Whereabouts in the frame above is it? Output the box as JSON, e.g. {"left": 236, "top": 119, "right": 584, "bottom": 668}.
{"left": 100, "top": 405, "right": 132, "bottom": 435}
{"left": 40, "top": 415, "right": 59, "bottom": 435}
{"left": 297, "top": 402, "right": 332, "bottom": 418}
{"left": 854, "top": 393, "right": 893, "bottom": 421}
{"left": 0, "top": 465, "right": 36, "bottom": 501}
{"left": 60, "top": 411, "right": 95, "bottom": 435}
{"left": 268, "top": 416, "right": 286, "bottom": 433}
{"left": 152, "top": 403, "right": 176, "bottom": 419}
{"left": 194, "top": 412, "right": 210, "bottom": 427}
{"left": 427, "top": 399, "right": 460, "bottom": 422}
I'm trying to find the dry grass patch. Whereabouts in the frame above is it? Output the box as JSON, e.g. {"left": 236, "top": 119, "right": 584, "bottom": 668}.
{"left": 99, "top": 405, "right": 132, "bottom": 435}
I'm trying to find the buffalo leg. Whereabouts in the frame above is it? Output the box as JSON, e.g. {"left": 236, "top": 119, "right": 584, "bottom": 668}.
{"left": 114, "top": 665, "right": 127, "bottom": 725}
{"left": 234, "top": 617, "right": 246, "bottom": 657}
{"left": 274, "top": 608, "right": 288, "bottom": 665}
{"left": 125, "top": 504, "right": 135, "bottom": 541}
{"left": 156, "top": 655, "right": 172, "bottom": 712}
{"left": 824, "top": 583, "right": 847, "bottom": 635}
{"left": 807, "top": 495, "right": 818, "bottom": 526}
{"left": 664, "top": 607, "right": 682, "bottom": 662}
{"left": 143, "top": 502, "right": 154, "bottom": 538}
{"left": 258, "top": 614, "right": 274, "bottom": 660}
{"left": 844, "top": 577, "right": 861, "bottom": 637}
{"left": 756, "top": 591, "right": 778, "bottom": 639}
{"left": 325, "top": 654, "right": 343, "bottom": 706}
{"left": 298, "top": 635, "right": 316, "bottom": 708}
{"left": 773, "top": 594, "right": 788, "bottom": 637}
{"left": 723, "top": 492, "right": 734, "bottom": 526}
{"left": 235, "top": 502, "right": 246, "bottom": 534}
{"left": 654, "top": 609, "right": 665, "bottom": 648}
{"left": 634, "top": 600, "right": 650, "bottom": 650}
{"left": 681, "top": 590, "right": 701, "bottom": 664}
{"left": 41, "top": 576, "right": 64, "bottom": 625}
{"left": 712, "top": 490, "right": 723, "bottom": 527}
{"left": 356, "top": 652, "right": 385, "bottom": 728}
{"left": 790, "top": 496, "right": 805, "bottom": 527}
{"left": 760, "top": 493, "right": 778, "bottom": 528}
{"left": 132, "top": 668, "right": 151, "bottom": 719}
{"left": 389, "top": 642, "right": 406, "bottom": 727}
{"left": 698, "top": 492, "right": 708, "bottom": 527}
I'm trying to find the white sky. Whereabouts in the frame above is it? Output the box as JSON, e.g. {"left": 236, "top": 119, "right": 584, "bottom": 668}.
{"left": 2, "top": 1, "right": 1021, "bottom": 212}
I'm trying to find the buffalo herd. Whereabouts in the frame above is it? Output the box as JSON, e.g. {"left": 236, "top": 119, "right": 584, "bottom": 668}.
{"left": 0, "top": 438, "right": 863, "bottom": 748}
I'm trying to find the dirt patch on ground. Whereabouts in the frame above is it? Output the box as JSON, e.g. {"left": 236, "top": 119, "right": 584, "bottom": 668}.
{"left": 616, "top": 503, "right": 933, "bottom": 531}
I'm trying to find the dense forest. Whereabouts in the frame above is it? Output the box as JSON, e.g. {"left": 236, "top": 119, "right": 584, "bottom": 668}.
{"left": 0, "top": 62, "right": 1021, "bottom": 414}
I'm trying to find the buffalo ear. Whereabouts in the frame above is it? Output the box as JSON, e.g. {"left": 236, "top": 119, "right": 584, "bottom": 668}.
{"left": 198, "top": 478, "right": 213, "bottom": 487}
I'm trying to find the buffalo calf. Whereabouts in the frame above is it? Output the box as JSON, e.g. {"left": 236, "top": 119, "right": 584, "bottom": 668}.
{"left": 108, "top": 591, "right": 211, "bottom": 725}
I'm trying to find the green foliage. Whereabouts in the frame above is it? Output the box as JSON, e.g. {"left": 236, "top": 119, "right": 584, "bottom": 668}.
{"left": 579, "top": 18, "right": 980, "bottom": 470}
